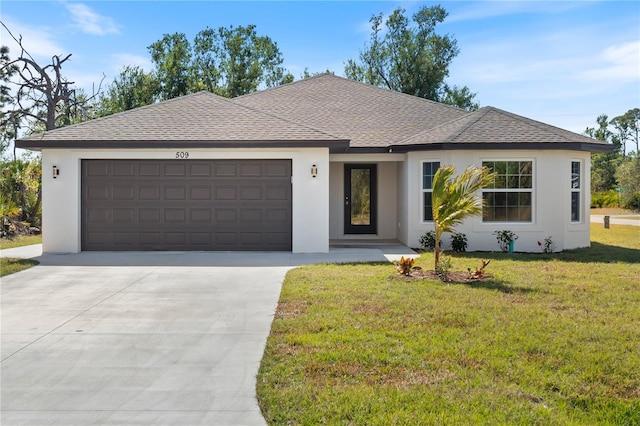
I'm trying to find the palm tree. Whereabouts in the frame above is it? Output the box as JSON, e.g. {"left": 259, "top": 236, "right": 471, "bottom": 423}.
{"left": 431, "top": 165, "right": 495, "bottom": 270}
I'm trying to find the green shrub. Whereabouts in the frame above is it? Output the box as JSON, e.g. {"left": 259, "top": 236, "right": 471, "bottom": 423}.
{"left": 419, "top": 230, "right": 440, "bottom": 250}
{"left": 450, "top": 232, "right": 468, "bottom": 253}
{"left": 624, "top": 192, "right": 640, "bottom": 211}
{"left": 591, "top": 190, "right": 619, "bottom": 208}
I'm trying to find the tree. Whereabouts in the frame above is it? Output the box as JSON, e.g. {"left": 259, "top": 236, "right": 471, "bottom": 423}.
{"left": 624, "top": 108, "right": 640, "bottom": 154}
{"left": 301, "top": 68, "right": 334, "bottom": 80}
{"left": 0, "top": 157, "right": 41, "bottom": 229}
{"left": 441, "top": 85, "right": 479, "bottom": 111}
{"left": 96, "top": 66, "right": 158, "bottom": 117}
{"left": 148, "top": 25, "right": 293, "bottom": 100}
{"left": 615, "top": 108, "right": 640, "bottom": 155}
{"left": 585, "top": 114, "right": 622, "bottom": 192}
{"left": 0, "top": 25, "right": 102, "bottom": 134}
{"left": 615, "top": 155, "right": 640, "bottom": 210}
{"left": 345, "top": 5, "right": 478, "bottom": 110}
{"left": 610, "top": 115, "right": 630, "bottom": 158}
{"left": 431, "top": 165, "right": 494, "bottom": 269}
{"left": 0, "top": 45, "right": 18, "bottom": 157}
{"left": 148, "top": 33, "right": 192, "bottom": 100}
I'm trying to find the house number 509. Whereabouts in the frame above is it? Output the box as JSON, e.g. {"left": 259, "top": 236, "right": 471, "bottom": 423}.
{"left": 175, "top": 151, "right": 190, "bottom": 159}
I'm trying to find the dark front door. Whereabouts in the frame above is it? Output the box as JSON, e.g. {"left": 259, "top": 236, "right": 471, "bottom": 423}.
{"left": 344, "top": 164, "right": 377, "bottom": 234}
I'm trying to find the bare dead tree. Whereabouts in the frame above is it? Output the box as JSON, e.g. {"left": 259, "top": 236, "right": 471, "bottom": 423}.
{"left": 0, "top": 21, "right": 104, "bottom": 134}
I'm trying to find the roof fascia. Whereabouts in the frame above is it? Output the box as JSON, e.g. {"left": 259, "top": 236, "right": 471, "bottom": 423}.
{"left": 388, "top": 142, "right": 614, "bottom": 153}
{"left": 16, "top": 139, "right": 352, "bottom": 153}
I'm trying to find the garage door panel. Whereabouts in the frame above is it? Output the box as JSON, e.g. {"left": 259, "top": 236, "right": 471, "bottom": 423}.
{"left": 139, "top": 163, "right": 160, "bottom": 176}
{"left": 240, "top": 187, "right": 262, "bottom": 200}
{"left": 189, "top": 163, "right": 212, "bottom": 176}
{"left": 164, "top": 187, "right": 186, "bottom": 200}
{"left": 82, "top": 160, "right": 291, "bottom": 251}
{"left": 240, "top": 163, "right": 263, "bottom": 177}
{"left": 113, "top": 186, "right": 134, "bottom": 200}
{"left": 265, "top": 163, "right": 289, "bottom": 177}
{"left": 86, "top": 162, "right": 109, "bottom": 176}
{"left": 113, "top": 162, "right": 134, "bottom": 176}
{"left": 190, "top": 186, "right": 211, "bottom": 200}
{"left": 215, "top": 163, "right": 237, "bottom": 177}
{"left": 113, "top": 208, "right": 134, "bottom": 223}
{"left": 113, "top": 232, "right": 134, "bottom": 245}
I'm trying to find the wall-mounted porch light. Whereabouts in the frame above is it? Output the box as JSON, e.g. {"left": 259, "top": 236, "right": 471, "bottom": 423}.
{"left": 53, "top": 165, "right": 60, "bottom": 179}
{"left": 311, "top": 164, "right": 318, "bottom": 178}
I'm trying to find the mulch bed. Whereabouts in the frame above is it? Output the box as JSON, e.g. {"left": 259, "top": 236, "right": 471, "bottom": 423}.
{"left": 391, "top": 269, "right": 492, "bottom": 284}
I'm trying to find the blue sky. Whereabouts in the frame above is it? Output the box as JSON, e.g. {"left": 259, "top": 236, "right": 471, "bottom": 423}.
{"left": 1, "top": 1, "right": 639, "bottom": 151}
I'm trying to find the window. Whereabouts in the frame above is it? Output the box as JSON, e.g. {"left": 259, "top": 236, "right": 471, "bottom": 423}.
{"left": 482, "top": 160, "right": 533, "bottom": 222}
{"left": 571, "top": 161, "right": 581, "bottom": 222}
{"left": 422, "top": 161, "right": 440, "bottom": 221}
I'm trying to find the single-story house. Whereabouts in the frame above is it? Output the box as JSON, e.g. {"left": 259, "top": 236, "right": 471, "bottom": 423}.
{"left": 17, "top": 74, "right": 610, "bottom": 253}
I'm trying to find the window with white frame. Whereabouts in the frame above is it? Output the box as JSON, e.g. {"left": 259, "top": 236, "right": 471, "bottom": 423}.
{"left": 482, "top": 160, "right": 533, "bottom": 222}
{"left": 571, "top": 161, "right": 581, "bottom": 222}
{"left": 422, "top": 161, "right": 440, "bottom": 221}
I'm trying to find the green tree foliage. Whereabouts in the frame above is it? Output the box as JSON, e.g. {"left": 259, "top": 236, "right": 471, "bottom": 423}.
{"left": 0, "top": 157, "right": 42, "bottom": 232}
{"left": 148, "top": 33, "right": 192, "bottom": 100}
{"left": 615, "top": 155, "right": 640, "bottom": 210}
{"left": 148, "top": 25, "right": 292, "bottom": 100}
{"left": 96, "top": 66, "right": 158, "bottom": 117}
{"left": 620, "top": 108, "right": 640, "bottom": 154}
{"left": 586, "top": 114, "right": 622, "bottom": 192}
{"left": 431, "top": 165, "right": 494, "bottom": 269}
{"left": 586, "top": 108, "right": 640, "bottom": 212}
{"left": 345, "top": 5, "right": 478, "bottom": 110}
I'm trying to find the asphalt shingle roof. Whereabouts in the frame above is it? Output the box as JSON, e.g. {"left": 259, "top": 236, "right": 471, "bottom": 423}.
{"left": 394, "top": 106, "right": 601, "bottom": 146}
{"left": 18, "top": 91, "right": 344, "bottom": 143}
{"left": 234, "top": 74, "right": 469, "bottom": 147}
{"left": 17, "top": 74, "right": 608, "bottom": 152}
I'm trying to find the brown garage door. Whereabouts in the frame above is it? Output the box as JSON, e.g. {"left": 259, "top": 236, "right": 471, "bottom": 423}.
{"left": 82, "top": 159, "right": 292, "bottom": 251}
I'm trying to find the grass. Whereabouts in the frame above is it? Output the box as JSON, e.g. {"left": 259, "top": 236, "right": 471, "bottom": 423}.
{"left": 1, "top": 258, "right": 39, "bottom": 277}
{"left": 257, "top": 224, "right": 640, "bottom": 425}
{"left": 0, "top": 234, "right": 42, "bottom": 250}
{"left": 0, "top": 235, "right": 41, "bottom": 276}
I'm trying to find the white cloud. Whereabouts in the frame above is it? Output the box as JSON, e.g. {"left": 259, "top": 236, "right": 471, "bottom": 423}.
{"left": 0, "top": 18, "right": 65, "bottom": 58}
{"left": 577, "top": 40, "right": 640, "bottom": 82}
{"left": 65, "top": 3, "right": 120, "bottom": 36}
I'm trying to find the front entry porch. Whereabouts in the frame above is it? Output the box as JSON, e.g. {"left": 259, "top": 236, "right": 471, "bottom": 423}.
{"left": 329, "top": 159, "right": 402, "bottom": 241}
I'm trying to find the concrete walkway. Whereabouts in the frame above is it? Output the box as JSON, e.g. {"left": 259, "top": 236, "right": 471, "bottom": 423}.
{"left": 1, "top": 243, "right": 416, "bottom": 264}
{"left": 1, "top": 244, "right": 416, "bottom": 426}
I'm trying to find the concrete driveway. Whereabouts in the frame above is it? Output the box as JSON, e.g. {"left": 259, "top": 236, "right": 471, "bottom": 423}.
{"left": 1, "top": 245, "right": 415, "bottom": 425}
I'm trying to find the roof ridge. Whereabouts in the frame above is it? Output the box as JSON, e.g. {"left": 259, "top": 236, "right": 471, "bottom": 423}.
{"left": 236, "top": 73, "right": 468, "bottom": 113}
{"left": 227, "top": 96, "right": 347, "bottom": 141}
{"left": 444, "top": 107, "right": 491, "bottom": 142}
{"left": 390, "top": 109, "right": 476, "bottom": 145}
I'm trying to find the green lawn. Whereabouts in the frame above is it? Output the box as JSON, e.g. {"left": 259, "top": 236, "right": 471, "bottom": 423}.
{"left": 1, "top": 258, "right": 39, "bottom": 277}
{"left": 258, "top": 224, "right": 640, "bottom": 425}
{"left": 0, "top": 235, "right": 42, "bottom": 277}
{"left": 0, "top": 234, "right": 42, "bottom": 250}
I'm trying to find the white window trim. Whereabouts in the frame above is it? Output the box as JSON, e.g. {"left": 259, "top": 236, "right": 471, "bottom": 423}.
{"left": 420, "top": 160, "right": 441, "bottom": 223}
{"left": 571, "top": 159, "right": 583, "bottom": 223}
{"left": 481, "top": 158, "right": 536, "bottom": 224}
